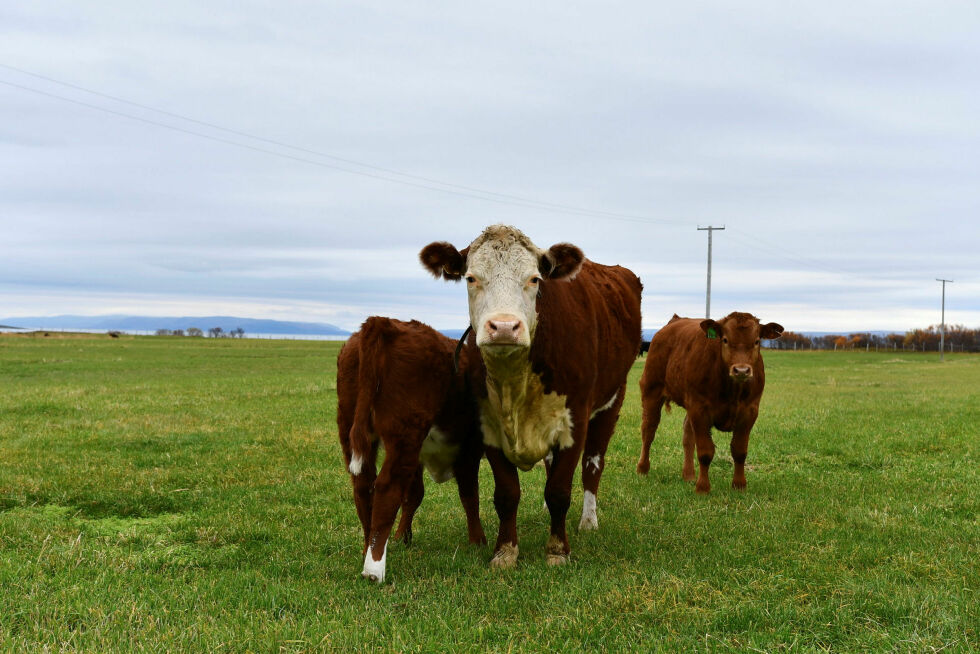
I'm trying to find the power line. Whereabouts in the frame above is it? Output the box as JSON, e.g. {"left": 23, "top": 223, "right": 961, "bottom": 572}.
{"left": 0, "top": 64, "right": 679, "bottom": 225}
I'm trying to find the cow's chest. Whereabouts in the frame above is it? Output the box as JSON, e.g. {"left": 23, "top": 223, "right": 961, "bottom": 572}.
{"left": 479, "top": 365, "right": 573, "bottom": 471}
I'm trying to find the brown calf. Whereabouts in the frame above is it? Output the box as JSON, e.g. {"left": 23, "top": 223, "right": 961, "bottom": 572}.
{"left": 336, "top": 317, "right": 486, "bottom": 582}
{"left": 636, "top": 312, "right": 783, "bottom": 493}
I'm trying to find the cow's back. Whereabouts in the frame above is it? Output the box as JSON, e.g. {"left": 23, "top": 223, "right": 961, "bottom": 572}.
{"left": 360, "top": 318, "right": 458, "bottom": 434}
{"left": 642, "top": 317, "right": 716, "bottom": 408}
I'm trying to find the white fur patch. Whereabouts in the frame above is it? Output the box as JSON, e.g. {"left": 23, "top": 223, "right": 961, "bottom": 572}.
{"left": 361, "top": 541, "right": 388, "bottom": 583}
{"left": 419, "top": 426, "right": 459, "bottom": 484}
{"left": 479, "top": 353, "right": 573, "bottom": 470}
{"left": 348, "top": 454, "right": 364, "bottom": 476}
{"left": 579, "top": 490, "right": 598, "bottom": 531}
{"left": 584, "top": 454, "right": 601, "bottom": 473}
{"left": 589, "top": 393, "right": 618, "bottom": 419}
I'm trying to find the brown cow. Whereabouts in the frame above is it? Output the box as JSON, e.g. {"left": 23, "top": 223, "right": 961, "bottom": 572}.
{"left": 420, "top": 225, "right": 642, "bottom": 568}
{"left": 636, "top": 312, "right": 783, "bottom": 493}
{"left": 336, "top": 317, "right": 486, "bottom": 583}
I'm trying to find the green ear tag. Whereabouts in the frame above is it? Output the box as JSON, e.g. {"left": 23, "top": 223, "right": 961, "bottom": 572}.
{"left": 707, "top": 327, "right": 718, "bottom": 339}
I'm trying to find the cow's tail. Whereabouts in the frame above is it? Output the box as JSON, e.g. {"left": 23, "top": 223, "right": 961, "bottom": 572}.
{"left": 348, "top": 318, "right": 389, "bottom": 474}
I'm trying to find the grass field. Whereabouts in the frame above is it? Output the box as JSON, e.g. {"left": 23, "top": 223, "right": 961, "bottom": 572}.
{"left": 1, "top": 334, "right": 977, "bottom": 651}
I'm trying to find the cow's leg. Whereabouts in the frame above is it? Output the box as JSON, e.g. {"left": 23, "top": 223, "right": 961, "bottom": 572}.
{"left": 681, "top": 415, "right": 696, "bottom": 482}
{"left": 688, "top": 411, "right": 715, "bottom": 494}
{"left": 731, "top": 408, "right": 758, "bottom": 490}
{"left": 580, "top": 386, "right": 626, "bottom": 531}
{"left": 453, "top": 437, "right": 487, "bottom": 545}
{"left": 637, "top": 383, "right": 665, "bottom": 475}
{"left": 544, "top": 409, "right": 588, "bottom": 565}
{"left": 393, "top": 465, "right": 424, "bottom": 545}
{"left": 362, "top": 435, "right": 422, "bottom": 583}
{"left": 349, "top": 440, "right": 379, "bottom": 552}
{"left": 486, "top": 445, "right": 520, "bottom": 569}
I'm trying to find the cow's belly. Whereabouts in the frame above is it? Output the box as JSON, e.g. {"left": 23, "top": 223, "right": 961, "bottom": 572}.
{"left": 479, "top": 375, "right": 573, "bottom": 471}
{"left": 419, "top": 426, "right": 459, "bottom": 483}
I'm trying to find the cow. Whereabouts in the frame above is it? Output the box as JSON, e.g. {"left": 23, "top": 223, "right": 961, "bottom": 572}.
{"left": 420, "top": 225, "right": 642, "bottom": 568}
{"left": 636, "top": 312, "right": 783, "bottom": 493}
{"left": 336, "top": 317, "right": 486, "bottom": 583}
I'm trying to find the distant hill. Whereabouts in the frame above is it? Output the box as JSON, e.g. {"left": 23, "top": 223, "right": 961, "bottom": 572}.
{"left": 0, "top": 315, "right": 349, "bottom": 336}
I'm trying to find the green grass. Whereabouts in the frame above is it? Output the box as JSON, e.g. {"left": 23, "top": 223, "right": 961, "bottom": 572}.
{"left": 1, "top": 335, "right": 977, "bottom": 651}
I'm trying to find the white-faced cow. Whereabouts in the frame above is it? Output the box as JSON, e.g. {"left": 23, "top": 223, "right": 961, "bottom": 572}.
{"left": 420, "top": 225, "right": 642, "bottom": 567}
{"left": 337, "top": 317, "right": 486, "bottom": 583}
{"left": 636, "top": 312, "right": 783, "bottom": 493}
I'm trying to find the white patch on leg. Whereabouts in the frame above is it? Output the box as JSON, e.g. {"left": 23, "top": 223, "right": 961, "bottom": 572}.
{"left": 348, "top": 454, "right": 364, "bottom": 476}
{"left": 361, "top": 541, "right": 388, "bottom": 583}
{"left": 579, "top": 490, "right": 598, "bottom": 531}
{"left": 589, "top": 393, "right": 618, "bottom": 419}
{"left": 584, "top": 454, "right": 601, "bottom": 473}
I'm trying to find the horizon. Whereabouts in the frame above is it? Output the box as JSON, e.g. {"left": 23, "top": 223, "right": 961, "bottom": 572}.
{"left": 0, "top": 312, "right": 968, "bottom": 338}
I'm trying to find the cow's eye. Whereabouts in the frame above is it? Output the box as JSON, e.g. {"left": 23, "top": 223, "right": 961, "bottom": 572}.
{"left": 465, "top": 275, "right": 477, "bottom": 284}
{"left": 722, "top": 337, "right": 728, "bottom": 344}
{"left": 529, "top": 276, "right": 541, "bottom": 286}
{"left": 755, "top": 339, "right": 760, "bottom": 346}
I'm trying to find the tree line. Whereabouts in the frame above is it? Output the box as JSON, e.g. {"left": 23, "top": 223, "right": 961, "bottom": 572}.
{"left": 770, "top": 325, "right": 980, "bottom": 352}
{"left": 154, "top": 327, "right": 246, "bottom": 338}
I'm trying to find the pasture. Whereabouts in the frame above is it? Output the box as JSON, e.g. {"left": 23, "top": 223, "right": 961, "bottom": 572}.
{"left": 0, "top": 334, "right": 977, "bottom": 651}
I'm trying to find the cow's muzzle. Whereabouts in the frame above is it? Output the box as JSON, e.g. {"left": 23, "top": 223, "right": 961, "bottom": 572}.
{"left": 730, "top": 365, "right": 753, "bottom": 380}
{"left": 482, "top": 315, "right": 524, "bottom": 346}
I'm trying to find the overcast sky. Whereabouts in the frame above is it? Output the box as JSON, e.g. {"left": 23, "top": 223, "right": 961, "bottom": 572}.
{"left": 2, "top": 1, "right": 977, "bottom": 333}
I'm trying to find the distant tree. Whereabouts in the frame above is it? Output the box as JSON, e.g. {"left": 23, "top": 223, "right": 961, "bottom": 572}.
{"left": 155, "top": 329, "right": 172, "bottom": 336}
{"left": 208, "top": 327, "right": 224, "bottom": 338}
{"left": 187, "top": 327, "right": 203, "bottom": 337}
{"left": 773, "top": 331, "right": 812, "bottom": 350}
{"left": 885, "top": 333, "right": 904, "bottom": 350}
{"left": 230, "top": 327, "right": 245, "bottom": 339}
{"left": 833, "top": 336, "right": 848, "bottom": 351}
{"left": 172, "top": 329, "right": 185, "bottom": 337}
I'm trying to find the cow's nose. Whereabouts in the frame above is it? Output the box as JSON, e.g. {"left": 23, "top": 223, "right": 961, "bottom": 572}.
{"left": 485, "top": 316, "right": 523, "bottom": 344}
{"left": 731, "top": 365, "right": 752, "bottom": 379}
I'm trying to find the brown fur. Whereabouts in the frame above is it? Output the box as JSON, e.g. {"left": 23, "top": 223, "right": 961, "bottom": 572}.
{"left": 336, "top": 317, "right": 486, "bottom": 576}
{"left": 636, "top": 311, "right": 783, "bottom": 493}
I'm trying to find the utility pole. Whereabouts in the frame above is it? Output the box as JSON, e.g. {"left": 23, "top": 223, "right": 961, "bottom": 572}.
{"left": 936, "top": 278, "right": 953, "bottom": 361}
{"left": 698, "top": 226, "right": 725, "bottom": 318}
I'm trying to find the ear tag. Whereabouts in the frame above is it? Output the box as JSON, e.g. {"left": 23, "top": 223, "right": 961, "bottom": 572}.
{"left": 707, "top": 327, "right": 718, "bottom": 339}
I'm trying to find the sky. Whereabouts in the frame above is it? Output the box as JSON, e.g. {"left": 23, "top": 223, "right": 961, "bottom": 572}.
{"left": 1, "top": 1, "right": 978, "bottom": 333}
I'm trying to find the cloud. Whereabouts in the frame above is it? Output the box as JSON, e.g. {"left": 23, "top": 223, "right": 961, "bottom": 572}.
{"left": 0, "top": 1, "right": 977, "bottom": 332}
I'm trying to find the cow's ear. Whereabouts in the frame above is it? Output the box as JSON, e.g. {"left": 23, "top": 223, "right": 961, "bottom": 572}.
{"left": 700, "top": 319, "right": 722, "bottom": 340}
{"left": 539, "top": 243, "right": 584, "bottom": 280}
{"left": 760, "top": 322, "right": 784, "bottom": 339}
{"left": 420, "top": 242, "right": 468, "bottom": 281}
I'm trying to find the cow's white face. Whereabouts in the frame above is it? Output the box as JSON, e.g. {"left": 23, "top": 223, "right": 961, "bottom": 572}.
{"left": 420, "top": 224, "right": 585, "bottom": 354}
{"left": 464, "top": 233, "right": 542, "bottom": 349}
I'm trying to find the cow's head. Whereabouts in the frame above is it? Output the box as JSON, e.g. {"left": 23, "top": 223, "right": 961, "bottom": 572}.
{"left": 700, "top": 312, "right": 783, "bottom": 382}
{"left": 420, "top": 225, "right": 584, "bottom": 351}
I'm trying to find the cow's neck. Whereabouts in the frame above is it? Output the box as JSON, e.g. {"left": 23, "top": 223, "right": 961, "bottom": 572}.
{"left": 479, "top": 346, "right": 573, "bottom": 471}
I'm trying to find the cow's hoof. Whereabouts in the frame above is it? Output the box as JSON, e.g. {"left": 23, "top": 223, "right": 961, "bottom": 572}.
{"left": 361, "top": 570, "right": 383, "bottom": 583}
{"left": 695, "top": 485, "right": 710, "bottom": 495}
{"left": 545, "top": 535, "right": 569, "bottom": 566}
{"left": 682, "top": 470, "right": 696, "bottom": 482}
{"left": 489, "top": 543, "right": 518, "bottom": 569}
{"left": 636, "top": 460, "right": 650, "bottom": 475}
{"left": 732, "top": 480, "right": 747, "bottom": 491}
{"left": 578, "top": 514, "right": 598, "bottom": 532}
{"left": 361, "top": 543, "right": 387, "bottom": 583}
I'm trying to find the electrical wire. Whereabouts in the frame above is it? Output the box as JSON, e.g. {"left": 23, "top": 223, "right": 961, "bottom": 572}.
{"left": 0, "top": 64, "right": 680, "bottom": 225}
